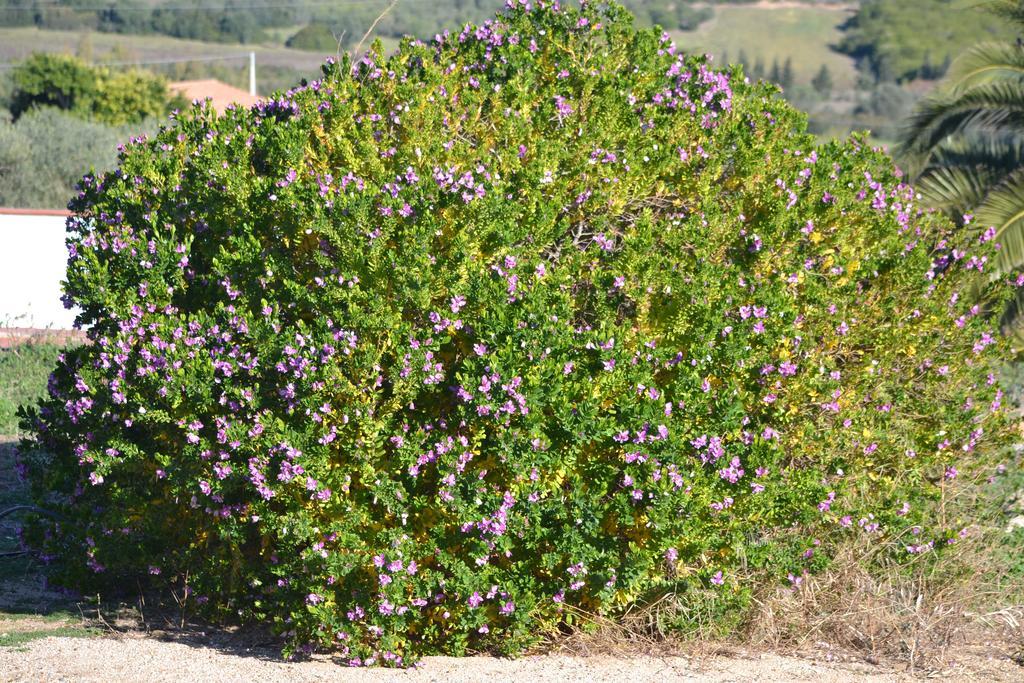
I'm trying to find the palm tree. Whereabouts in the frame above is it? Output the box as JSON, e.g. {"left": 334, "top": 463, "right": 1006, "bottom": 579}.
{"left": 900, "top": 1, "right": 1024, "bottom": 296}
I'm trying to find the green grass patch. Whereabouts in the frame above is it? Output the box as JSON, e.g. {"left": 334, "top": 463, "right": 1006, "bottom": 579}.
{"left": 0, "top": 623, "right": 98, "bottom": 649}
{"left": 672, "top": 5, "right": 858, "bottom": 89}
{"left": 0, "top": 345, "right": 64, "bottom": 436}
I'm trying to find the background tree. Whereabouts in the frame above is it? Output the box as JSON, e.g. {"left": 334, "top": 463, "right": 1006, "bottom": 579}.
{"left": 9, "top": 53, "right": 174, "bottom": 125}
{"left": 781, "top": 56, "right": 794, "bottom": 89}
{"left": 737, "top": 49, "right": 749, "bottom": 70}
{"left": 812, "top": 64, "right": 833, "bottom": 96}
{"left": 752, "top": 56, "right": 765, "bottom": 80}
{"left": 285, "top": 23, "right": 341, "bottom": 53}
{"left": 9, "top": 53, "right": 98, "bottom": 119}
{"left": 900, "top": 0, "right": 1024, "bottom": 331}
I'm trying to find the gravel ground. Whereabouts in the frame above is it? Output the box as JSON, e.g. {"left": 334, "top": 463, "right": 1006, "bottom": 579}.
{"left": 0, "top": 635, "right": 901, "bottom": 683}
{"left": 1, "top": 633, "right": 1022, "bottom": 683}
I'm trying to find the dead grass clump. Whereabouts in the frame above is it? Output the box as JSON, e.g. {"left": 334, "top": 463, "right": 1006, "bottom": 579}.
{"left": 549, "top": 588, "right": 744, "bottom": 658}
{"left": 740, "top": 535, "right": 1024, "bottom": 673}
{"left": 549, "top": 525, "right": 1023, "bottom": 675}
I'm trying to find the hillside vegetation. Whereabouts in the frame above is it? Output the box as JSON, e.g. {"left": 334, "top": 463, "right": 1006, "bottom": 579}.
{"left": 838, "top": 0, "right": 1017, "bottom": 82}
{"left": 672, "top": 4, "right": 858, "bottom": 89}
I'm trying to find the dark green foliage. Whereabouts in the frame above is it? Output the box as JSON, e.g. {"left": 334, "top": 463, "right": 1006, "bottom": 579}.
{"left": 149, "top": 0, "right": 285, "bottom": 43}
{"left": 0, "top": 0, "right": 289, "bottom": 44}
{"left": 838, "top": 0, "right": 1016, "bottom": 83}
{"left": 0, "top": 0, "right": 711, "bottom": 47}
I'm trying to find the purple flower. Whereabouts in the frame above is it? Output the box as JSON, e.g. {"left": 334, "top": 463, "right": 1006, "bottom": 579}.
{"left": 553, "top": 95, "right": 574, "bottom": 121}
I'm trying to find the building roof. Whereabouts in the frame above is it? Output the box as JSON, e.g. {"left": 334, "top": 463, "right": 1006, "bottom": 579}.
{"left": 168, "top": 79, "right": 260, "bottom": 113}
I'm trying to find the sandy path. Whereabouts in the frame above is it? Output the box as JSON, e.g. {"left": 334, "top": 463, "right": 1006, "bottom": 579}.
{"left": 3, "top": 633, "right": 1023, "bottom": 683}
{"left": 0, "top": 636, "right": 899, "bottom": 683}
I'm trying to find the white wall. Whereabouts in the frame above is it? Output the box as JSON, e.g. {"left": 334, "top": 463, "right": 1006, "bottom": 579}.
{"left": 0, "top": 212, "right": 79, "bottom": 330}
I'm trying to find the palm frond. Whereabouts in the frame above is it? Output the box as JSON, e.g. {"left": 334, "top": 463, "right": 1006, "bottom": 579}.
{"left": 899, "top": 81, "right": 1024, "bottom": 162}
{"left": 999, "top": 287, "right": 1024, "bottom": 342}
{"left": 926, "top": 129, "right": 1024, "bottom": 168}
{"left": 912, "top": 130, "right": 1024, "bottom": 208}
{"left": 978, "top": 0, "right": 1024, "bottom": 25}
{"left": 900, "top": 0, "right": 1024, "bottom": 334}
{"left": 916, "top": 165, "right": 1000, "bottom": 214}
{"left": 943, "top": 41, "right": 1024, "bottom": 93}
{"left": 973, "top": 168, "right": 1024, "bottom": 276}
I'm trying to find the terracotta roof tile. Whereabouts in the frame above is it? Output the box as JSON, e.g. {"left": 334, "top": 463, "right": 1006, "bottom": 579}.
{"left": 168, "top": 79, "right": 260, "bottom": 113}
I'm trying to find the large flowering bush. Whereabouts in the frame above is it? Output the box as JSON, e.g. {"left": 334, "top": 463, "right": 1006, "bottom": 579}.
{"left": 19, "top": 0, "right": 1017, "bottom": 665}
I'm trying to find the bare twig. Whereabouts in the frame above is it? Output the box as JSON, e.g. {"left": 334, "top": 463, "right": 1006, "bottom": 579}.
{"left": 353, "top": 0, "right": 398, "bottom": 58}
{"left": 137, "top": 580, "right": 148, "bottom": 631}
{"left": 96, "top": 594, "right": 117, "bottom": 634}
{"left": 333, "top": 29, "right": 348, "bottom": 59}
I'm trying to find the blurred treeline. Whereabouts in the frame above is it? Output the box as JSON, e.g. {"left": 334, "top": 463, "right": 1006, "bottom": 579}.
{"left": 0, "top": 0, "right": 713, "bottom": 49}
{"left": 0, "top": 0, "right": 1016, "bottom": 207}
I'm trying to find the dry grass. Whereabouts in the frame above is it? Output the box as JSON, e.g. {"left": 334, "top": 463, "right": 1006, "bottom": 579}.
{"left": 549, "top": 525, "right": 1024, "bottom": 676}
{"left": 549, "top": 594, "right": 703, "bottom": 658}
{"left": 740, "top": 539, "right": 1022, "bottom": 672}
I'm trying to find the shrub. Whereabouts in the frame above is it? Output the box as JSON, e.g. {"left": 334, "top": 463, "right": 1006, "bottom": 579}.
{"left": 10, "top": 53, "right": 173, "bottom": 125}
{"left": 0, "top": 107, "right": 157, "bottom": 208}
{"left": 286, "top": 23, "right": 340, "bottom": 53}
{"left": 19, "top": 0, "right": 1017, "bottom": 666}
{"left": 0, "top": 344, "right": 69, "bottom": 435}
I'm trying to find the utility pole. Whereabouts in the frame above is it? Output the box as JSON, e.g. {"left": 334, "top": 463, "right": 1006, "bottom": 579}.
{"left": 249, "top": 51, "right": 256, "bottom": 97}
